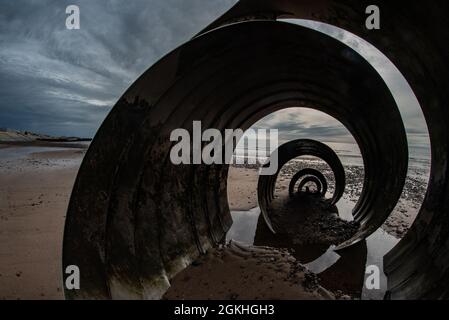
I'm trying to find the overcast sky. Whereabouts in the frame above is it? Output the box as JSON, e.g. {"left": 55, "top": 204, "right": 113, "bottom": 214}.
{"left": 0, "top": 1, "right": 429, "bottom": 148}
{"left": 0, "top": 0, "right": 238, "bottom": 137}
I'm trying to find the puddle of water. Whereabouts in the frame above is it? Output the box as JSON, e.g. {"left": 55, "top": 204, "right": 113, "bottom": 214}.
{"left": 304, "top": 247, "right": 340, "bottom": 273}
{"left": 227, "top": 201, "right": 399, "bottom": 300}
{"left": 335, "top": 197, "right": 354, "bottom": 221}
{"left": 226, "top": 207, "right": 260, "bottom": 244}
{"left": 0, "top": 145, "right": 86, "bottom": 170}
{"left": 335, "top": 197, "right": 399, "bottom": 299}
{"left": 0, "top": 146, "right": 71, "bottom": 161}
{"left": 362, "top": 228, "right": 399, "bottom": 300}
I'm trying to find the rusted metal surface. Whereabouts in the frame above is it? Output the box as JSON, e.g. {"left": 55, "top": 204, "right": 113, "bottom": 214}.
{"left": 62, "top": 0, "right": 449, "bottom": 300}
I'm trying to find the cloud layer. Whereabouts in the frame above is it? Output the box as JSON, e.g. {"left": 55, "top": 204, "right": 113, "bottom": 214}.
{"left": 0, "top": 1, "right": 430, "bottom": 149}
{"left": 0, "top": 0, "right": 237, "bottom": 136}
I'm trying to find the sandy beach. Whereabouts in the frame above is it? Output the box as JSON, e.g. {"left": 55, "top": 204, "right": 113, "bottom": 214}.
{"left": 0, "top": 143, "right": 428, "bottom": 299}
{"left": 164, "top": 241, "right": 337, "bottom": 300}
{"left": 0, "top": 145, "right": 85, "bottom": 299}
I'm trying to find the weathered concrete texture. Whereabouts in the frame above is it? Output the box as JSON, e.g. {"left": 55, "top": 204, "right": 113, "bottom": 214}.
{"left": 63, "top": 0, "right": 440, "bottom": 299}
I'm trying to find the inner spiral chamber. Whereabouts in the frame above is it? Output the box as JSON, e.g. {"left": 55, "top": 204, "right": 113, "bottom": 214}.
{"left": 258, "top": 139, "right": 348, "bottom": 235}
{"left": 288, "top": 168, "right": 329, "bottom": 197}
{"left": 63, "top": 0, "right": 449, "bottom": 300}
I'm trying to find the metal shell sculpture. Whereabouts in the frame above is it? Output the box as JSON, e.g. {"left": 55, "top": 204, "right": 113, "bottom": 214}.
{"left": 63, "top": 0, "right": 449, "bottom": 300}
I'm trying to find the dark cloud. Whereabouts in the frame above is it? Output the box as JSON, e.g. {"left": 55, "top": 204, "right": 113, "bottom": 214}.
{"left": 0, "top": 2, "right": 430, "bottom": 149}
{"left": 0, "top": 0, "right": 237, "bottom": 136}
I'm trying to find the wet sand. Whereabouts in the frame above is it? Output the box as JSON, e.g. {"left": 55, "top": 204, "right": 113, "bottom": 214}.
{"left": 0, "top": 145, "right": 428, "bottom": 299}
{"left": 227, "top": 161, "right": 428, "bottom": 238}
{"left": 164, "top": 241, "right": 336, "bottom": 300}
{"left": 0, "top": 145, "right": 85, "bottom": 299}
{"left": 227, "top": 167, "right": 259, "bottom": 210}
{"left": 170, "top": 193, "right": 363, "bottom": 300}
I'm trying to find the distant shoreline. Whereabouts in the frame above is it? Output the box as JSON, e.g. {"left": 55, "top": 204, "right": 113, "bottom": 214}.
{"left": 0, "top": 128, "right": 92, "bottom": 146}
{"left": 0, "top": 140, "right": 89, "bottom": 149}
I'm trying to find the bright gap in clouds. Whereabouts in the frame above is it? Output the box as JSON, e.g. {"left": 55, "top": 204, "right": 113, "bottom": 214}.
{"left": 238, "top": 107, "right": 362, "bottom": 166}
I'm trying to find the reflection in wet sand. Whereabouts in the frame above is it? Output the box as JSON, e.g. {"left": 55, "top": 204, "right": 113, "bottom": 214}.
{"left": 226, "top": 193, "right": 399, "bottom": 300}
